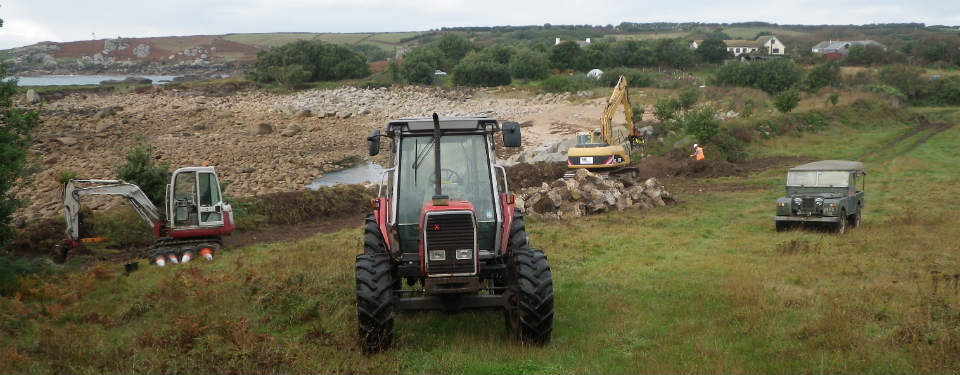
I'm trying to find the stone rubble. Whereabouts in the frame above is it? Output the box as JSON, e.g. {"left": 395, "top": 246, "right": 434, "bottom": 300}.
{"left": 517, "top": 169, "right": 675, "bottom": 220}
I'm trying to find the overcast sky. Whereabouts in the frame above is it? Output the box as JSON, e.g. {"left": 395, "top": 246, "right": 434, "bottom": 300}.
{"left": 1, "top": 0, "right": 958, "bottom": 49}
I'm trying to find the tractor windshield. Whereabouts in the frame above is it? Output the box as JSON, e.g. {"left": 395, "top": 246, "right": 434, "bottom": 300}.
{"left": 396, "top": 134, "right": 495, "bottom": 225}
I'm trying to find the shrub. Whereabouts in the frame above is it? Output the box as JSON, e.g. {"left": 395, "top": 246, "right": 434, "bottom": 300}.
{"left": 804, "top": 61, "right": 841, "bottom": 92}
{"left": 400, "top": 47, "right": 444, "bottom": 85}
{"left": 540, "top": 74, "right": 594, "bottom": 93}
{"left": 714, "top": 59, "right": 802, "bottom": 94}
{"left": 509, "top": 49, "right": 550, "bottom": 80}
{"left": 708, "top": 129, "right": 747, "bottom": 162}
{"left": 827, "top": 93, "right": 840, "bottom": 106}
{"left": 451, "top": 52, "right": 511, "bottom": 87}
{"left": 863, "top": 84, "right": 907, "bottom": 103}
{"left": 246, "top": 40, "right": 370, "bottom": 84}
{"left": 57, "top": 170, "right": 78, "bottom": 185}
{"left": 0, "top": 66, "right": 40, "bottom": 247}
{"left": 925, "top": 76, "right": 960, "bottom": 105}
{"left": 115, "top": 145, "right": 170, "bottom": 205}
{"left": 678, "top": 87, "right": 700, "bottom": 111}
{"left": 652, "top": 96, "right": 680, "bottom": 123}
{"left": 269, "top": 64, "right": 311, "bottom": 88}
{"left": 774, "top": 89, "right": 801, "bottom": 113}
{"left": 0, "top": 254, "right": 51, "bottom": 296}
{"left": 876, "top": 64, "right": 926, "bottom": 99}
{"left": 680, "top": 106, "right": 721, "bottom": 143}
{"left": 631, "top": 104, "right": 645, "bottom": 124}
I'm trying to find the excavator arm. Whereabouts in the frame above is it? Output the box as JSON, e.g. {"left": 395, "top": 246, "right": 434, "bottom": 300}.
{"left": 598, "top": 75, "right": 636, "bottom": 145}
{"left": 62, "top": 179, "right": 162, "bottom": 242}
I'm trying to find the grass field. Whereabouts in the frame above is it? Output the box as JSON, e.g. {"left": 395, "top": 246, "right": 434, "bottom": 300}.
{"left": 1, "top": 106, "right": 958, "bottom": 373}
{"left": 721, "top": 27, "right": 809, "bottom": 40}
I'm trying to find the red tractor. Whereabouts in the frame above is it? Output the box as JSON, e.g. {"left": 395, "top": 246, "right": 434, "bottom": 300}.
{"left": 358, "top": 114, "right": 554, "bottom": 352}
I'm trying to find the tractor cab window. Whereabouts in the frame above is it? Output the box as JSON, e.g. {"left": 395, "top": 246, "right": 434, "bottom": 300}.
{"left": 173, "top": 171, "right": 199, "bottom": 225}
{"left": 396, "top": 134, "right": 495, "bottom": 225}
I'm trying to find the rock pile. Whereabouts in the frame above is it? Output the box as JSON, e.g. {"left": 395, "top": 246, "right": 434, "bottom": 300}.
{"left": 516, "top": 169, "right": 675, "bottom": 220}
{"left": 274, "top": 86, "right": 566, "bottom": 121}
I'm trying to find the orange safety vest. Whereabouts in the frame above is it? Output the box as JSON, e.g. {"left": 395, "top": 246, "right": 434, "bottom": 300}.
{"left": 694, "top": 146, "right": 704, "bottom": 161}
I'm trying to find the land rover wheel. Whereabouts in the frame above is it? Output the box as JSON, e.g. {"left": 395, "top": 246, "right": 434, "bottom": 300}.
{"left": 505, "top": 247, "right": 554, "bottom": 345}
{"left": 356, "top": 252, "right": 395, "bottom": 353}
{"left": 850, "top": 211, "right": 861, "bottom": 228}
{"left": 775, "top": 221, "right": 789, "bottom": 232}
{"left": 836, "top": 209, "right": 847, "bottom": 235}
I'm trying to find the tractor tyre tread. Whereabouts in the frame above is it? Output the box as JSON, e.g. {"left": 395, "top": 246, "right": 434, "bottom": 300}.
{"left": 355, "top": 252, "right": 395, "bottom": 353}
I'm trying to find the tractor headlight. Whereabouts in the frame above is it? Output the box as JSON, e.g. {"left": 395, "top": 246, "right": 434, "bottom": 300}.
{"left": 455, "top": 249, "right": 473, "bottom": 260}
{"left": 429, "top": 250, "right": 446, "bottom": 261}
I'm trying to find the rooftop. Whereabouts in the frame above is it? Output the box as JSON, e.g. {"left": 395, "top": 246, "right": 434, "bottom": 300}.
{"left": 789, "top": 160, "right": 865, "bottom": 172}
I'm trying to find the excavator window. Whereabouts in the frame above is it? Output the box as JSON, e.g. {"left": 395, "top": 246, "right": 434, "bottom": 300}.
{"left": 173, "top": 171, "right": 199, "bottom": 225}
{"left": 199, "top": 172, "right": 222, "bottom": 223}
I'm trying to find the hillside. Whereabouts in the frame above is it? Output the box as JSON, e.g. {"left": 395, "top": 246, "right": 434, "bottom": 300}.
{"left": 3, "top": 21, "right": 957, "bottom": 77}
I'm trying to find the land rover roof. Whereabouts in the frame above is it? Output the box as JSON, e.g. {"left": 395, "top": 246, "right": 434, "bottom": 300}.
{"left": 789, "top": 160, "right": 865, "bottom": 173}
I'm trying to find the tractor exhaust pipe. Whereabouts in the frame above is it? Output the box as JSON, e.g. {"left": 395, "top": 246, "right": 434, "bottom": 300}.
{"left": 431, "top": 113, "right": 448, "bottom": 206}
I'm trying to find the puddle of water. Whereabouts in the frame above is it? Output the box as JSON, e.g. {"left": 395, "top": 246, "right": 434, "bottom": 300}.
{"left": 306, "top": 163, "right": 386, "bottom": 189}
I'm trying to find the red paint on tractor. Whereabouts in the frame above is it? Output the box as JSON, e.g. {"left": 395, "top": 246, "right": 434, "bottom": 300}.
{"left": 499, "top": 193, "right": 516, "bottom": 254}
{"left": 373, "top": 197, "right": 392, "bottom": 251}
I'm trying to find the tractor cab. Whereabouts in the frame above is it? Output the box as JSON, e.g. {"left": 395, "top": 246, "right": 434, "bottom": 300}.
{"left": 357, "top": 114, "right": 552, "bottom": 352}
{"left": 165, "top": 166, "right": 234, "bottom": 238}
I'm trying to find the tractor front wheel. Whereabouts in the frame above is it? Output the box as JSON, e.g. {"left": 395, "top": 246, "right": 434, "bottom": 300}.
{"left": 505, "top": 247, "right": 554, "bottom": 345}
{"left": 356, "top": 252, "right": 395, "bottom": 353}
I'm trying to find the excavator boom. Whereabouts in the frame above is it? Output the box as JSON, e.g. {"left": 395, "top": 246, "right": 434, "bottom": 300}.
{"left": 597, "top": 76, "right": 635, "bottom": 145}
{"left": 62, "top": 179, "right": 162, "bottom": 241}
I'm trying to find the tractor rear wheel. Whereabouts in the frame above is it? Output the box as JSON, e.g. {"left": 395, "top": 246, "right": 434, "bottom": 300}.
{"left": 505, "top": 246, "right": 554, "bottom": 345}
{"left": 355, "top": 252, "right": 395, "bottom": 353}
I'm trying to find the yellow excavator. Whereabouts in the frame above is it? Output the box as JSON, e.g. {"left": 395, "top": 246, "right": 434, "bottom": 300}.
{"left": 566, "top": 75, "right": 642, "bottom": 174}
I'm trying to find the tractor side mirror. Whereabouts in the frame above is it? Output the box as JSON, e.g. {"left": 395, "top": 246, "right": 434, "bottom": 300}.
{"left": 368, "top": 130, "right": 381, "bottom": 156}
{"left": 502, "top": 121, "right": 522, "bottom": 147}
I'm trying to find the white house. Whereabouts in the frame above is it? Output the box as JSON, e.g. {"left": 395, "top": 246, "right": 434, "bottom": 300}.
{"left": 555, "top": 37, "right": 591, "bottom": 47}
{"left": 690, "top": 35, "right": 786, "bottom": 56}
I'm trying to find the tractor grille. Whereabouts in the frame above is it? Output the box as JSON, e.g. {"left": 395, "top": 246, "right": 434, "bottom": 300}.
{"left": 424, "top": 212, "right": 476, "bottom": 276}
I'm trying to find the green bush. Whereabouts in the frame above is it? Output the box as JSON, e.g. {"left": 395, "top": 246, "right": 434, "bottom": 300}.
{"left": 827, "top": 93, "right": 840, "bottom": 106}
{"left": 708, "top": 129, "right": 747, "bottom": 162}
{"left": 115, "top": 145, "right": 169, "bottom": 205}
{"left": 876, "top": 64, "right": 926, "bottom": 99}
{"left": 774, "top": 89, "right": 801, "bottom": 113}
{"left": 509, "top": 49, "right": 550, "bottom": 80}
{"left": 925, "top": 76, "right": 960, "bottom": 105}
{"left": 400, "top": 47, "right": 444, "bottom": 85}
{"left": 713, "top": 59, "right": 802, "bottom": 94}
{"left": 804, "top": 61, "right": 842, "bottom": 92}
{"left": 678, "top": 87, "right": 700, "bottom": 111}
{"left": 680, "top": 106, "right": 721, "bottom": 143}
{"left": 599, "top": 67, "right": 652, "bottom": 88}
{"left": 246, "top": 40, "right": 370, "bottom": 84}
{"left": 0, "top": 65, "right": 40, "bottom": 247}
{"left": 631, "top": 104, "right": 645, "bottom": 124}
{"left": 862, "top": 84, "right": 907, "bottom": 103}
{"left": 652, "top": 96, "right": 680, "bottom": 123}
{"left": 540, "top": 74, "right": 594, "bottom": 93}
{"left": 57, "top": 170, "right": 78, "bottom": 185}
{"left": 451, "top": 52, "right": 511, "bottom": 87}
{"left": 0, "top": 254, "right": 51, "bottom": 296}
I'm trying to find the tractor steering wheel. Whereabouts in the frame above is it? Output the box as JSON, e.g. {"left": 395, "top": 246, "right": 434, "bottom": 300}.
{"left": 429, "top": 168, "right": 463, "bottom": 185}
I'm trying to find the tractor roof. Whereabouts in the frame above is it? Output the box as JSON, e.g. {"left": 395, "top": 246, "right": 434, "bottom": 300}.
{"left": 789, "top": 160, "right": 864, "bottom": 172}
{"left": 387, "top": 117, "right": 499, "bottom": 133}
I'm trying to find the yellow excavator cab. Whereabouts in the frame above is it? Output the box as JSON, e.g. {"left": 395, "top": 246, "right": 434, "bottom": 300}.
{"left": 566, "top": 75, "right": 638, "bottom": 170}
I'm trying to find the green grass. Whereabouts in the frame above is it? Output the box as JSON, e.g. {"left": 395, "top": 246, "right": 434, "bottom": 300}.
{"left": 1, "top": 107, "right": 958, "bottom": 373}
{"left": 721, "top": 27, "right": 809, "bottom": 40}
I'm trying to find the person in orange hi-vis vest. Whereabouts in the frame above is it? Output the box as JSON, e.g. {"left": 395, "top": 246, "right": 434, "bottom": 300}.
{"left": 690, "top": 143, "right": 704, "bottom": 161}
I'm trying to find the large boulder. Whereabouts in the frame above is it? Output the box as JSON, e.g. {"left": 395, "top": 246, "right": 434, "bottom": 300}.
{"left": 25, "top": 89, "right": 41, "bottom": 104}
